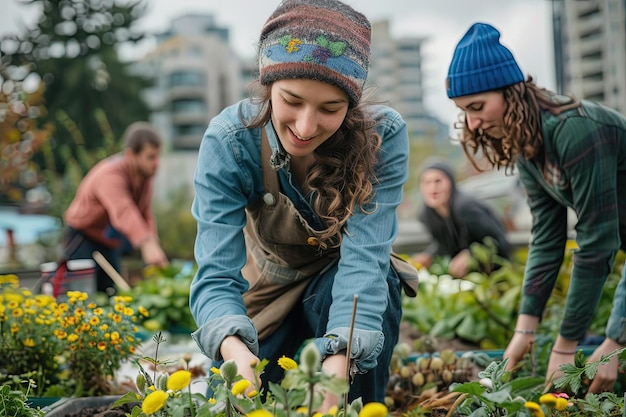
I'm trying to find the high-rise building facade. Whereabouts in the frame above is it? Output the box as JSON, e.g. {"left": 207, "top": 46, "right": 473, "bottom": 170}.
{"left": 368, "top": 20, "right": 447, "bottom": 142}
{"left": 552, "top": 0, "right": 626, "bottom": 113}
{"left": 138, "top": 14, "right": 243, "bottom": 151}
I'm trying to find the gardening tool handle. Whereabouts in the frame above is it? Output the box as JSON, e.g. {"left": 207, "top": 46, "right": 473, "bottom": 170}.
{"left": 92, "top": 251, "right": 131, "bottom": 291}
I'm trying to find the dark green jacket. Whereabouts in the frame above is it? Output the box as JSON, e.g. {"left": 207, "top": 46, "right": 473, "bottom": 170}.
{"left": 516, "top": 100, "right": 626, "bottom": 340}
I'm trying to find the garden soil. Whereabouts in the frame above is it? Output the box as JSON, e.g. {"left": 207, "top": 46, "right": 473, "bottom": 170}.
{"left": 61, "top": 402, "right": 136, "bottom": 417}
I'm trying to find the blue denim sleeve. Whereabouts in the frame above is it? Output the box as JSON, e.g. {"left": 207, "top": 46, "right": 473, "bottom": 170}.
{"left": 314, "top": 328, "right": 384, "bottom": 373}
{"left": 321, "top": 106, "right": 408, "bottom": 363}
{"left": 189, "top": 104, "right": 263, "bottom": 360}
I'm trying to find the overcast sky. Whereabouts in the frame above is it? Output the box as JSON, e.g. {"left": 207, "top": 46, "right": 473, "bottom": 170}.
{"left": 1, "top": 0, "right": 555, "bottom": 125}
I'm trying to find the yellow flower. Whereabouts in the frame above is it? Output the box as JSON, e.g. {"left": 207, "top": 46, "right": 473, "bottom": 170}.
{"left": 327, "top": 405, "right": 338, "bottom": 416}
{"left": 142, "top": 390, "right": 168, "bottom": 414}
{"left": 138, "top": 306, "right": 150, "bottom": 317}
{"left": 67, "top": 334, "right": 79, "bottom": 342}
{"left": 524, "top": 401, "right": 545, "bottom": 417}
{"left": 278, "top": 355, "right": 298, "bottom": 371}
{"left": 296, "top": 407, "right": 308, "bottom": 414}
{"left": 208, "top": 398, "right": 216, "bottom": 405}
{"left": 167, "top": 370, "right": 192, "bottom": 391}
{"left": 539, "top": 393, "right": 569, "bottom": 411}
{"left": 359, "top": 402, "right": 388, "bottom": 417}
{"left": 247, "top": 389, "right": 258, "bottom": 398}
{"left": 210, "top": 366, "right": 220, "bottom": 375}
{"left": 555, "top": 397, "right": 568, "bottom": 411}
{"left": 231, "top": 379, "right": 252, "bottom": 396}
{"left": 247, "top": 410, "right": 273, "bottom": 417}
{"left": 23, "top": 338, "right": 35, "bottom": 347}
{"left": 97, "top": 341, "right": 107, "bottom": 351}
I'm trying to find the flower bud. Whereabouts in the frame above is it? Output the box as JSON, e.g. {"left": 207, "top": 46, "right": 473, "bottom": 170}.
{"left": 136, "top": 374, "right": 146, "bottom": 392}
{"left": 300, "top": 342, "right": 321, "bottom": 375}
{"left": 220, "top": 360, "right": 238, "bottom": 383}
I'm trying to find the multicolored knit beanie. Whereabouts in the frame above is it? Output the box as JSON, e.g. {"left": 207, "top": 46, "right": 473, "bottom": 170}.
{"left": 446, "top": 22, "right": 524, "bottom": 98}
{"left": 258, "top": 0, "right": 371, "bottom": 107}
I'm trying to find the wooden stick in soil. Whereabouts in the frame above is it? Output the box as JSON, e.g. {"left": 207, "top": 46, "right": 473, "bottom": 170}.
{"left": 92, "top": 250, "right": 131, "bottom": 291}
{"left": 344, "top": 294, "right": 358, "bottom": 409}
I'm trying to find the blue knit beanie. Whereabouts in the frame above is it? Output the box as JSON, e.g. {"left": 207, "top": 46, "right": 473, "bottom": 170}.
{"left": 258, "top": 0, "right": 371, "bottom": 107}
{"left": 446, "top": 22, "right": 524, "bottom": 98}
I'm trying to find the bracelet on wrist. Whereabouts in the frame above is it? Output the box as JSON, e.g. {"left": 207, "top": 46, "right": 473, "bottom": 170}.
{"left": 552, "top": 348, "right": 577, "bottom": 355}
{"left": 514, "top": 329, "right": 536, "bottom": 335}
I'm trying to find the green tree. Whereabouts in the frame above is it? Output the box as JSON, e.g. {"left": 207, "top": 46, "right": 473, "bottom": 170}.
{"left": 0, "top": 0, "right": 153, "bottom": 174}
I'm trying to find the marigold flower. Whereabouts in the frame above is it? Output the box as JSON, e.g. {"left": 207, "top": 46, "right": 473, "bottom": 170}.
{"left": 359, "top": 402, "right": 388, "bottom": 417}
{"left": 278, "top": 355, "right": 298, "bottom": 371}
{"left": 142, "top": 390, "right": 168, "bottom": 414}
{"left": 524, "top": 401, "right": 545, "bottom": 417}
{"left": 67, "top": 334, "right": 79, "bottom": 342}
{"left": 231, "top": 379, "right": 251, "bottom": 396}
{"left": 97, "top": 341, "right": 107, "bottom": 351}
{"left": 167, "top": 370, "right": 192, "bottom": 391}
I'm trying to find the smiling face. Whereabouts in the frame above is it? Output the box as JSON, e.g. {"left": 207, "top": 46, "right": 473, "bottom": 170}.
{"left": 270, "top": 79, "right": 349, "bottom": 159}
{"left": 452, "top": 91, "right": 507, "bottom": 138}
{"left": 420, "top": 168, "right": 453, "bottom": 213}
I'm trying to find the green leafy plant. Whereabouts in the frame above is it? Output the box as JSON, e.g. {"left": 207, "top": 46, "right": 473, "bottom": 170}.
{"left": 119, "top": 263, "right": 197, "bottom": 333}
{"left": 0, "top": 382, "right": 45, "bottom": 417}
{"left": 113, "top": 333, "right": 384, "bottom": 417}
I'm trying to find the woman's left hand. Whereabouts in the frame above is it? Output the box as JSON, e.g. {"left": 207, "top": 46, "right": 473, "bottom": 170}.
{"left": 449, "top": 250, "right": 471, "bottom": 278}
{"left": 319, "top": 354, "right": 347, "bottom": 412}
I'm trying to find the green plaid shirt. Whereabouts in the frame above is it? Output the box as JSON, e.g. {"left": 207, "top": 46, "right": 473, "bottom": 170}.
{"left": 516, "top": 100, "right": 626, "bottom": 340}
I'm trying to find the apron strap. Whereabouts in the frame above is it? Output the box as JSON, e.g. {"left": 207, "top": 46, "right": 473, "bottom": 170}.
{"left": 260, "top": 127, "right": 280, "bottom": 202}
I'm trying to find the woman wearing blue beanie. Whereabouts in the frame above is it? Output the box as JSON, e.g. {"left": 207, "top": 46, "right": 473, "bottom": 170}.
{"left": 447, "top": 22, "right": 626, "bottom": 393}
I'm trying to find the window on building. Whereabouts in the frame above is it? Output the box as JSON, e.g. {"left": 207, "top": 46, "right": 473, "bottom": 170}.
{"left": 168, "top": 71, "right": 205, "bottom": 87}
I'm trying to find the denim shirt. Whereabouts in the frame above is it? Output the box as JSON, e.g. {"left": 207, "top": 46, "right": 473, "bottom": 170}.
{"left": 189, "top": 99, "right": 409, "bottom": 368}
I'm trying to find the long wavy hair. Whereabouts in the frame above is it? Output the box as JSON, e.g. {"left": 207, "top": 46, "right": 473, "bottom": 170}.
{"left": 457, "top": 76, "right": 580, "bottom": 173}
{"left": 240, "top": 81, "right": 382, "bottom": 246}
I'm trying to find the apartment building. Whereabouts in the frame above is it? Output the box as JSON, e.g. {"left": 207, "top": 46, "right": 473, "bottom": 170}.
{"left": 552, "top": 0, "right": 626, "bottom": 113}
{"left": 139, "top": 14, "right": 243, "bottom": 151}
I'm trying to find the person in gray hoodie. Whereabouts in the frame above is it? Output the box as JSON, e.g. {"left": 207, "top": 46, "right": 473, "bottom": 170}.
{"left": 412, "top": 159, "right": 511, "bottom": 277}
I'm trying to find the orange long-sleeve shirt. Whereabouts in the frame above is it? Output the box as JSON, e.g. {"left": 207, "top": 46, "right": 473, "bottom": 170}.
{"left": 63, "top": 153, "right": 157, "bottom": 249}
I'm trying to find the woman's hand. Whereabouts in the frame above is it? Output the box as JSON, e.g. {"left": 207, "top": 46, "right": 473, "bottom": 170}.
{"left": 411, "top": 253, "right": 432, "bottom": 269}
{"left": 448, "top": 250, "right": 471, "bottom": 278}
{"left": 587, "top": 338, "right": 624, "bottom": 393}
{"left": 319, "top": 354, "right": 348, "bottom": 413}
{"left": 503, "top": 315, "right": 539, "bottom": 371}
{"left": 220, "top": 335, "right": 261, "bottom": 393}
{"left": 503, "top": 332, "right": 535, "bottom": 371}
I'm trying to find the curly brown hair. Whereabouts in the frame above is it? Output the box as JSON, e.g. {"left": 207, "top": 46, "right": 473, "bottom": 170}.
{"left": 457, "top": 76, "right": 579, "bottom": 173}
{"left": 241, "top": 81, "right": 382, "bottom": 246}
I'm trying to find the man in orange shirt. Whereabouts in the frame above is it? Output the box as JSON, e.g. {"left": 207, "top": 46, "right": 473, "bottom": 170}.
{"left": 63, "top": 122, "right": 169, "bottom": 295}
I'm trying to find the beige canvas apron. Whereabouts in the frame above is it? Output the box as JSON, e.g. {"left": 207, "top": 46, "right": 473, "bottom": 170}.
{"left": 242, "top": 129, "right": 418, "bottom": 340}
